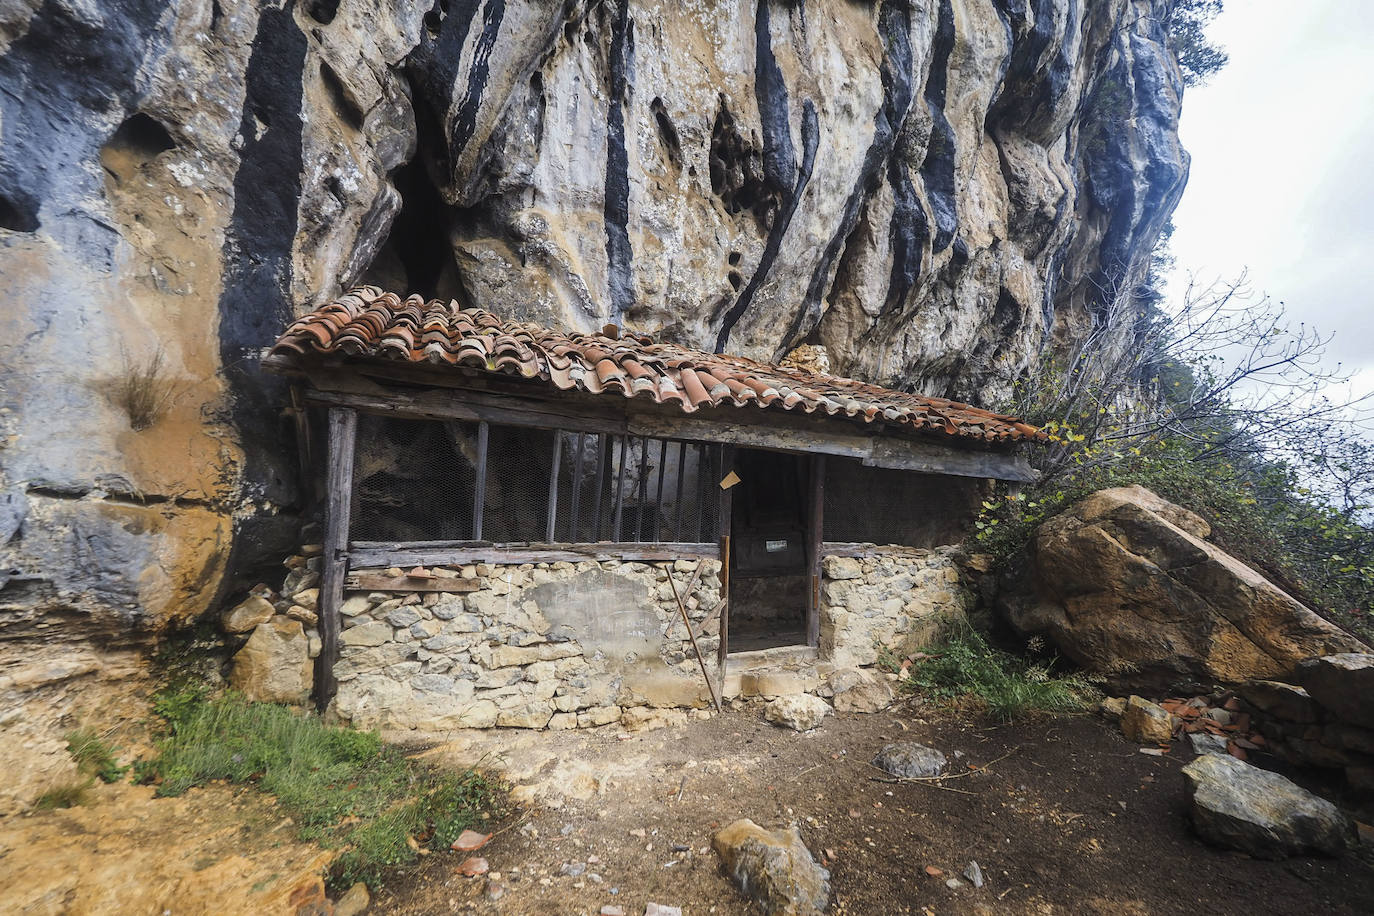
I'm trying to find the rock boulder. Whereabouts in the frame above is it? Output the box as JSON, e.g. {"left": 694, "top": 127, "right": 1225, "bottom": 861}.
{"left": 712, "top": 819, "right": 830, "bottom": 916}
{"left": 826, "top": 668, "right": 894, "bottom": 714}
{"left": 1182, "top": 754, "right": 1355, "bottom": 858}
{"left": 1120, "top": 695, "right": 1175, "bottom": 744}
{"left": 999, "top": 487, "right": 1367, "bottom": 691}
{"left": 764, "top": 695, "right": 832, "bottom": 732}
{"left": 1297, "top": 654, "right": 1374, "bottom": 729}
{"left": 872, "top": 742, "right": 946, "bottom": 779}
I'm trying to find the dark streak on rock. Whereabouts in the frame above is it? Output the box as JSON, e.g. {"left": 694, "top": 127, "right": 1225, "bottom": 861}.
{"left": 920, "top": 0, "right": 958, "bottom": 254}
{"left": 214, "top": 1, "right": 309, "bottom": 591}
{"left": 407, "top": 0, "right": 482, "bottom": 188}
{"left": 451, "top": 0, "right": 506, "bottom": 160}
{"left": 0, "top": 0, "right": 173, "bottom": 233}
{"left": 752, "top": 0, "right": 797, "bottom": 194}
{"left": 779, "top": 0, "right": 916, "bottom": 356}
{"left": 604, "top": 0, "right": 634, "bottom": 324}
{"left": 715, "top": 98, "right": 817, "bottom": 354}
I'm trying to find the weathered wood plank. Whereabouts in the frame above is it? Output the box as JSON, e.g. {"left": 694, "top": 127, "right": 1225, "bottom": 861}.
{"left": 307, "top": 381, "right": 1036, "bottom": 482}
{"left": 345, "top": 542, "right": 719, "bottom": 568}
{"left": 304, "top": 385, "right": 628, "bottom": 437}
{"left": 818, "top": 542, "right": 935, "bottom": 558}
{"left": 344, "top": 574, "right": 482, "bottom": 592}
{"left": 865, "top": 437, "right": 1038, "bottom": 482}
{"left": 317, "top": 407, "right": 357, "bottom": 710}
{"left": 717, "top": 445, "right": 735, "bottom": 671}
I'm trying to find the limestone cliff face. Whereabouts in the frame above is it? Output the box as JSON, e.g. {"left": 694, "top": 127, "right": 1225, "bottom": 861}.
{"left": 0, "top": 0, "right": 1187, "bottom": 652}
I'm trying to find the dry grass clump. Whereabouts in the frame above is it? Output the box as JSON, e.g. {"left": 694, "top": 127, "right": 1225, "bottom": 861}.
{"left": 114, "top": 347, "right": 177, "bottom": 431}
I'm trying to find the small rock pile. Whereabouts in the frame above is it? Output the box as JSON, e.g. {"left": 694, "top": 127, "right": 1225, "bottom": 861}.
{"left": 1102, "top": 693, "right": 1267, "bottom": 758}
{"left": 222, "top": 547, "right": 324, "bottom": 704}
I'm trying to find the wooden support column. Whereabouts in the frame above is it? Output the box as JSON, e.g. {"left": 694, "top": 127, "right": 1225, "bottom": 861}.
{"left": 806, "top": 454, "right": 825, "bottom": 649}
{"left": 317, "top": 406, "right": 357, "bottom": 711}
{"left": 716, "top": 445, "right": 736, "bottom": 675}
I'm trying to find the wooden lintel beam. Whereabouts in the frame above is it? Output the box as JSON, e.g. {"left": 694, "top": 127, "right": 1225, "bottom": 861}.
{"left": 302, "top": 379, "right": 1036, "bottom": 483}
{"left": 345, "top": 542, "right": 719, "bottom": 568}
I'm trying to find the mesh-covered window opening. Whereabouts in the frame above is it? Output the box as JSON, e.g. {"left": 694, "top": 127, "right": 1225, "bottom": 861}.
{"left": 821, "top": 456, "right": 981, "bottom": 548}
{"left": 821, "top": 457, "right": 929, "bottom": 547}
{"left": 350, "top": 413, "right": 721, "bottom": 545}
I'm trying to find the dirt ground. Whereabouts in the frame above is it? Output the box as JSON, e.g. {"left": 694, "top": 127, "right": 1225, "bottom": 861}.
{"left": 373, "top": 702, "right": 1374, "bottom": 916}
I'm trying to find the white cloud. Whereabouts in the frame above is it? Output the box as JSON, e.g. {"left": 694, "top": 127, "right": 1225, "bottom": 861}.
{"left": 1165, "top": 0, "right": 1374, "bottom": 394}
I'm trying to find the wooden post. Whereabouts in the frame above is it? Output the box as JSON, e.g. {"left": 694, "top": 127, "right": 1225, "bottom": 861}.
{"left": 807, "top": 454, "right": 825, "bottom": 649}
{"left": 318, "top": 406, "right": 357, "bottom": 711}
{"left": 716, "top": 445, "right": 735, "bottom": 681}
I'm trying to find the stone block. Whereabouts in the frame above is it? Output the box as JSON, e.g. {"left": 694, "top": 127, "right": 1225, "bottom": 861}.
{"left": 342, "top": 621, "right": 392, "bottom": 647}
{"left": 1240, "top": 680, "right": 1320, "bottom": 723}
{"left": 497, "top": 701, "right": 554, "bottom": 729}
{"left": 386, "top": 606, "right": 422, "bottom": 628}
{"left": 1121, "top": 695, "right": 1175, "bottom": 744}
{"left": 823, "top": 556, "right": 863, "bottom": 580}
{"left": 579, "top": 706, "right": 623, "bottom": 727}
{"left": 229, "top": 617, "right": 312, "bottom": 704}
{"left": 221, "top": 596, "right": 275, "bottom": 634}
{"left": 489, "top": 642, "right": 581, "bottom": 668}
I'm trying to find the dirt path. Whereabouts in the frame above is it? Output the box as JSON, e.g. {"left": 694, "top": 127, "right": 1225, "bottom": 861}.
{"left": 378, "top": 703, "right": 1374, "bottom": 916}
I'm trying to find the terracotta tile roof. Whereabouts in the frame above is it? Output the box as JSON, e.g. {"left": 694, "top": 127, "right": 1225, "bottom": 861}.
{"left": 270, "top": 287, "right": 1047, "bottom": 443}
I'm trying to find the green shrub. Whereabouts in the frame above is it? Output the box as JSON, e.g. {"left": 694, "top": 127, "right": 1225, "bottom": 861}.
{"left": 904, "top": 625, "right": 1093, "bottom": 722}
{"left": 139, "top": 691, "right": 505, "bottom": 889}
{"left": 66, "top": 728, "right": 129, "bottom": 783}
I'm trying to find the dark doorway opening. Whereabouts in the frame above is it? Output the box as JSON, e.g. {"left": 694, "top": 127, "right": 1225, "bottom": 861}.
{"left": 726, "top": 448, "right": 815, "bottom": 652}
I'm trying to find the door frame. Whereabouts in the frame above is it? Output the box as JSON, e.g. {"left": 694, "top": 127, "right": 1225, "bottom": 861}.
{"left": 716, "top": 447, "right": 824, "bottom": 660}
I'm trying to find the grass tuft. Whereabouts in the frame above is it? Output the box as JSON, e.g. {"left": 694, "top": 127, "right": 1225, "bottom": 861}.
{"left": 66, "top": 727, "right": 129, "bottom": 783}
{"left": 139, "top": 690, "right": 505, "bottom": 889}
{"left": 34, "top": 779, "right": 94, "bottom": 810}
{"left": 115, "top": 346, "right": 177, "bottom": 431}
{"left": 900, "top": 624, "right": 1094, "bottom": 722}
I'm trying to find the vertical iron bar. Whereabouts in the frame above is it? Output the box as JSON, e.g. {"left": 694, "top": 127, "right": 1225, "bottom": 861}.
{"left": 653, "top": 438, "right": 667, "bottom": 542}
{"left": 569, "top": 432, "right": 585, "bottom": 540}
{"left": 634, "top": 436, "right": 649, "bottom": 542}
{"left": 612, "top": 435, "right": 628, "bottom": 541}
{"left": 673, "top": 440, "right": 687, "bottom": 542}
{"left": 545, "top": 430, "right": 562, "bottom": 542}
{"left": 472, "top": 421, "right": 489, "bottom": 540}
{"left": 694, "top": 443, "right": 707, "bottom": 542}
{"left": 591, "top": 433, "right": 608, "bottom": 540}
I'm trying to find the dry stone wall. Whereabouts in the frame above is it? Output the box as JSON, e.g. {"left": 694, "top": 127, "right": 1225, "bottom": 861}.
{"left": 820, "top": 549, "right": 968, "bottom": 669}
{"left": 296, "top": 547, "right": 969, "bottom": 732}
{"left": 332, "top": 559, "right": 724, "bottom": 732}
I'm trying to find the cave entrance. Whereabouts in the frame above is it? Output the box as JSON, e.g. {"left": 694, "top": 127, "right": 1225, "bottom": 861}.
{"left": 725, "top": 448, "right": 821, "bottom": 653}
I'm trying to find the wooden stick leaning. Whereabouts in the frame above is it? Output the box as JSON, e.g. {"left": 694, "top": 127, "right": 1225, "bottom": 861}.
{"left": 666, "top": 569, "right": 723, "bottom": 713}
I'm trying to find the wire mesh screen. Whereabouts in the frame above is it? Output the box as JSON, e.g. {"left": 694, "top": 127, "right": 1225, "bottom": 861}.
{"left": 350, "top": 413, "right": 720, "bottom": 545}
{"left": 822, "top": 456, "right": 982, "bottom": 547}
{"left": 822, "top": 457, "right": 926, "bottom": 546}
{"left": 351, "top": 414, "right": 479, "bottom": 542}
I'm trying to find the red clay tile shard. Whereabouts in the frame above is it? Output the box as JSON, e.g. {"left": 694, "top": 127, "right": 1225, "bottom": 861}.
{"left": 457, "top": 856, "right": 489, "bottom": 877}
{"left": 270, "top": 286, "right": 1047, "bottom": 444}
{"left": 451, "top": 830, "right": 490, "bottom": 852}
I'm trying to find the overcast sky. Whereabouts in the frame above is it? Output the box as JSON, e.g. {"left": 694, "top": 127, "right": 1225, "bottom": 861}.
{"left": 1165, "top": 0, "right": 1374, "bottom": 403}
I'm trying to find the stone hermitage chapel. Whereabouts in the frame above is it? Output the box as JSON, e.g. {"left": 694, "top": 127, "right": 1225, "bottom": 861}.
{"left": 264, "top": 286, "right": 1046, "bottom": 730}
